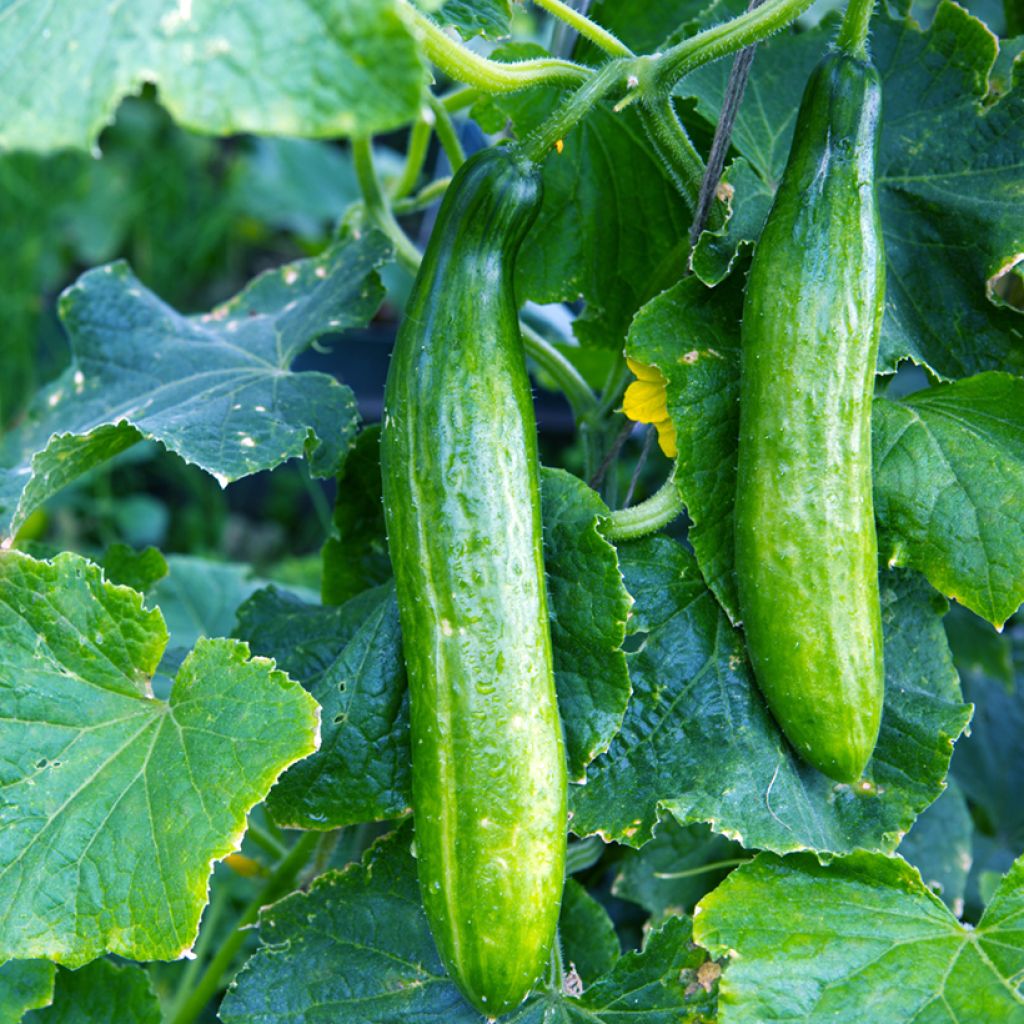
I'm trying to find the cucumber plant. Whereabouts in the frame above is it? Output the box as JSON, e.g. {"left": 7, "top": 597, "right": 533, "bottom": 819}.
{"left": 1, "top": 0, "right": 1022, "bottom": 1022}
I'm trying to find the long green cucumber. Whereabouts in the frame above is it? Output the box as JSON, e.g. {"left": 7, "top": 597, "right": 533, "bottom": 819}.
{"left": 380, "top": 147, "right": 566, "bottom": 1015}
{"left": 735, "top": 51, "right": 886, "bottom": 784}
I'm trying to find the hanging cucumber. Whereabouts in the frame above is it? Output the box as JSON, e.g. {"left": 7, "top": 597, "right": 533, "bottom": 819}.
{"left": 380, "top": 147, "right": 566, "bottom": 1015}
{"left": 735, "top": 49, "right": 886, "bottom": 784}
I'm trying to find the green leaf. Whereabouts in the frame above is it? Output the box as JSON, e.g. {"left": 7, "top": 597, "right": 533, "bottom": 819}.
{"left": 945, "top": 603, "right": 1016, "bottom": 691}
{"left": 559, "top": 879, "right": 619, "bottom": 986}
{"left": 682, "top": 4, "right": 1024, "bottom": 378}
{"left": 613, "top": 818, "right": 746, "bottom": 920}
{"left": 237, "top": 585, "right": 411, "bottom": 829}
{"left": 22, "top": 960, "right": 160, "bottom": 1024}
{"left": 249, "top": 468, "right": 632, "bottom": 828}
{"left": 0, "top": 0, "right": 424, "bottom": 153}
{"left": 570, "top": 537, "right": 971, "bottom": 855}
{"left": 874, "top": 373, "right": 1024, "bottom": 628}
{"left": 898, "top": 779, "right": 974, "bottom": 914}
{"left": 952, "top": 626, "right": 1024, "bottom": 853}
{"left": 219, "top": 826, "right": 716, "bottom": 1022}
{"left": 430, "top": 0, "right": 512, "bottom": 38}
{"left": 321, "top": 427, "right": 390, "bottom": 606}
{"left": 0, "top": 551, "right": 319, "bottom": 966}
{"left": 541, "top": 468, "right": 631, "bottom": 780}
{"left": 148, "top": 555, "right": 272, "bottom": 655}
{"left": 626, "top": 274, "right": 745, "bottom": 620}
{"left": 231, "top": 138, "right": 361, "bottom": 239}
{"left": 0, "top": 230, "right": 391, "bottom": 539}
{"left": 0, "top": 961, "right": 54, "bottom": 1023}
{"left": 99, "top": 543, "right": 169, "bottom": 593}
{"left": 694, "top": 851, "right": 1024, "bottom": 1022}
{"left": 476, "top": 46, "right": 691, "bottom": 348}
{"left": 629, "top": 281, "right": 1024, "bottom": 628}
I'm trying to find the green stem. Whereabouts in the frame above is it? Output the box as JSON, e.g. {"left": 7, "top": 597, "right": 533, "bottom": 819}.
{"left": 352, "top": 136, "right": 422, "bottom": 273}
{"left": 637, "top": 96, "right": 705, "bottom": 210}
{"left": 653, "top": 857, "right": 751, "bottom": 880}
{"left": 441, "top": 87, "right": 479, "bottom": 113}
{"left": 392, "top": 175, "right": 452, "bottom": 215}
{"left": 426, "top": 93, "right": 466, "bottom": 172}
{"left": 602, "top": 463, "right": 683, "bottom": 541}
{"left": 522, "top": 57, "right": 632, "bottom": 161}
{"left": 836, "top": 0, "right": 875, "bottom": 58}
{"left": 164, "top": 883, "right": 230, "bottom": 1022}
{"left": 521, "top": 322, "right": 597, "bottom": 420}
{"left": 390, "top": 110, "right": 433, "bottom": 200}
{"left": 400, "top": 0, "right": 590, "bottom": 92}
{"left": 169, "top": 832, "right": 320, "bottom": 1024}
{"left": 244, "top": 823, "right": 287, "bottom": 860}
{"left": 532, "top": 0, "right": 634, "bottom": 57}
{"left": 651, "top": 0, "right": 817, "bottom": 93}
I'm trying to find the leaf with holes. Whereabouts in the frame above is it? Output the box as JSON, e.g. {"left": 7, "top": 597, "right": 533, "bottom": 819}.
{"left": 0, "top": 229, "right": 391, "bottom": 540}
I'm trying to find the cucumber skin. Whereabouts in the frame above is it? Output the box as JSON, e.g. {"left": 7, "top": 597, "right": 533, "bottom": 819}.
{"left": 736, "top": 53, "right": 886, "bottom": 784}
{"left": 380, "top": 148, "right": 566, "bottom": 1015}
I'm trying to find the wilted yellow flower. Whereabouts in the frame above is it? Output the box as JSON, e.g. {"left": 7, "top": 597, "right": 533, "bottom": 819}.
{"left": 622, "top": 358, "right": 677, "bottom": 457}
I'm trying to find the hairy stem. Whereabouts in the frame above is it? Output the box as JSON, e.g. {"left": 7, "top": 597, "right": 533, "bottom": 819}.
{"left": 533, "top": 0, "right": 634, "bottom": 57}
{"left": 651, "top": 0, "right": 817, "bottom": 93}
{"left": 522, "top": 57, "right": 632, "bottom": 161}
{"left": 353, "top": 136, "right": 423, "bottom": 272}
{"left": 638, "top": 97, "right": 704, "bottom": 210}
{"left": 836, "top": 0, "right": 876, "bottom": 58}
{"left": 603, "top": 464, "right": 683, "bottom": 540}
{"left": 400, "top": 0, "right": 589, "bottom": 92}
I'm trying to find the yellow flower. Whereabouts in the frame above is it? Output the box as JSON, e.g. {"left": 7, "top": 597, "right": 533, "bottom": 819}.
{"left": 224, "top": 853, "right": 265, "bottom": 878}
{"left": 622, "top": 358, "right": 677, "bottom": 458}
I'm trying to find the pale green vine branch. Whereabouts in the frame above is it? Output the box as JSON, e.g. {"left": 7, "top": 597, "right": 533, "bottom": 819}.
{"left": 532, "top": 0, "right": 634, "bottom": 58}
{"left": 603, "top": 463, "right": 684, "bottom": 541}
{"left": 837, "top": 0, "right": 876, "bottom": 58}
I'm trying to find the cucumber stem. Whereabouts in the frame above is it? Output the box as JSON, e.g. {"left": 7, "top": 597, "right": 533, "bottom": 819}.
{"left": 399, "top": 0, "right": 590, "bottom": 92}
{"left": 652, "top": 0, "right": 818, "bottom": 93}
{"left": 390, "top": 109, "right": 433, "bottom": 200}
{"left": 426, "top": 92, "right": 466, "bottom": 172}
{"left": 837, "top": 0, "right": 875, "bottom": 58}
{"left": 637, "top": 96, "right": 704, "bottom": 210}
{"left": 532, "top": 0, "right": 634, "bottom": 58}
{"left": 521, "top": 57, "right": 632, "bottom": 161}
{"left": 603, "top": 463, "right": 684, "bottom": 541}
{"left": 352, "top": 136, "right": 423, "bottom": 272}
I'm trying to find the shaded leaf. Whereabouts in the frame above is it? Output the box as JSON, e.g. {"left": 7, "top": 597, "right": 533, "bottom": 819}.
{"left": 570, "top": 537, "right": 971, "bottom": 855}
{"left": 237, "top": 585, "right": 410, "bottom": 829}
{"left": 476, "top": 45, "right": 690, "bottom": 349}
{"left": 0, "top": 961, "right": 54, "bottom": 1023}
{"left": 0, "top": 0, "right": 424, "bottom": 152}
{"left": 99, "top": 543, "right": 168, "bottom": 593}
{"left": 873, "top": 373, "right": 1024, "bottom": 628}
{"left": 613, "top": 818, "right": 746, "bottom": 920}
{"left": 694, "top": 851, "right": 1024, "bottom": 1022}
{"left": 220, "top": 826, "right": 716, "bottom": 1023}
{"left": 559, "top": 879, "right": 619, "bottom": 986}
{"left": 245, "top": 469, "right": 631, "bottom": 828}
{"left": 23, "top": 960, "right": 160, "bottom": 1024}
{"left": 541, "top": 468, "right": 631, "bottom": 780}
{"left": 629, "top": 280, "right": 1024, "bottom": 628}
{"left": 682, "top": 4, "right": 1024, "bottom": 378}
{"left": 321, "top": 426, "right": 390, "bottom": 606}
{"left": 0, "top": 230, "right": 392, "bottom": 539}
{"left": 898, "top": 779, "right": 974, "bottom": 914}
{"left": 0, "top": 552, "right": 319, "bottom": 966}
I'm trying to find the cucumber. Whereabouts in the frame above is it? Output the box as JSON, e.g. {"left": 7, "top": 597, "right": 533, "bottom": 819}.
{"left": 380, "top": 147, "right": 566, "bottom": 1015}
{"left": 735, "top": 52, "right": 886, "bottom": 784}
